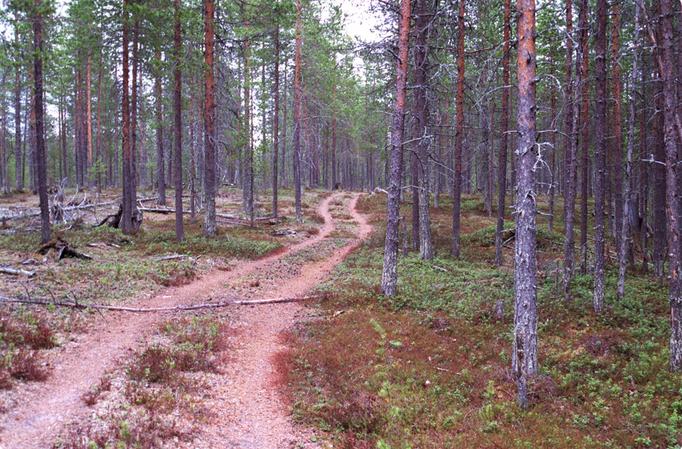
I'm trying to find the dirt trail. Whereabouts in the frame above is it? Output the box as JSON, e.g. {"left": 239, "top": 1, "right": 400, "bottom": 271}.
{"left": 192, "top": 193, "right": 371, "bottom": 449}
{"left": 0, "top": 192, "right": 370, "bottom": 449}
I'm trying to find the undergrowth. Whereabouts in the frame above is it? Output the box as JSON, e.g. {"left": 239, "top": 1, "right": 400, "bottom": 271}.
{"left": 286, "top": 194, "right": 682, "bottom": 449}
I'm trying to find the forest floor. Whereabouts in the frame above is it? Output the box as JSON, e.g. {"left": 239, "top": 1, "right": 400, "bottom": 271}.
{"left": 0, "top": 188, "right": 369, "bottom": 448}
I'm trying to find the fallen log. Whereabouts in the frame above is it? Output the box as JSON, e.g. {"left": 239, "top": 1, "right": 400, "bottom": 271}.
{"left": 0, "top": 266, "right": 36, "bottom": 277}
{"left": 0, "top": 294, "right": 318, "bottom": 313}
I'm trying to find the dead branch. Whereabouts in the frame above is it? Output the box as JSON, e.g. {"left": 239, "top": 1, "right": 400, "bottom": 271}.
{"left": 0, "top": 266, "right": 36, "bottom": 277}
{"left": 0, "top": 294, "right": 319, "bottom": 312}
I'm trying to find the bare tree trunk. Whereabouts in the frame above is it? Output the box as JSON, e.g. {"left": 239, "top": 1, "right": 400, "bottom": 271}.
{"left": 173, "top": 0, "right": 184, "bottom": 241}
{"left": 155, "top": 48, "right": 166, "bottom": 206}
{"left": 272, "top": 25, "right": 280, "bottom": 217}
{"left": 592, "top": 0, "right": 608, "bottom": 314}
{"left": 452, "top": 0, "right": 465, "bottom": 258}
{"left": 14, "top": 25, "right": 22, "bottom": 192}
{"left": 495, "top": 0, "right": 511, "bottom": 266}
{"left": 282, "top": 57, "right": 288, "bottom": 189}
{"left": 639, "top": 58, "right": 649, "bottom": 272}
{"left": 120, "top": 0, "right": 135, "bottom": 234}
{"left": 95, "top": 52, "right": 103, "bottom": 192}
{"left": 617, "top": 1, "right": 641, "bottom": 300}
{"left": 0, "top": 72, "right": 7, "bottom": 194}
{"left": 242, "top": 22, "right": 254, "bottom": 226}
{"left": 610, "top": 2, "right": 624, "bottom": 254}
{"left": 659, "top": 0, "right": 682, "bottom": 371}
{"left": 293, "top": 0, "right": 303, "bottom": 222}
{"left": 86, "top": 53, "right": 93, "bottom": 184}
{"left": 381, "top": 0, "right": 412, "bottom": 297}
{"left": 203, "top": 0, "right": 217, "bottom": 236}
{"left": 513, "top": 0, "right": 538, "bottom": 409}
{"left": 578, "top": 0, "right": 590, "bottom": 273}
{"left": 414, "top": 0, "right": 433, "bottom": 260}
{"left": 32, "top": 0, "right": 50, "bottom": 243}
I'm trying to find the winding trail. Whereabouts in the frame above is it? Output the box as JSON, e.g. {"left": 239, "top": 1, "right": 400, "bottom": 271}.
{"left": 0, "top": 192, "right": 370, "bottom": 449}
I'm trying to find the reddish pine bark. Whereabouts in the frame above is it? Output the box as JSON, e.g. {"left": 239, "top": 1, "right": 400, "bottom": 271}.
{"left": 578, "top": 0, "right": 590, "bottom": 273}
{"left": 513, "top": 0, "right": 538, "bottom": 409}
{"left": 610, "top": 3, "right": 623, "bottom": 251}
{"left": 272, "top": 25, "right": 280, "bottom": 217}
{"left": 381, "top": 0, "right": 412, "bottom": 297}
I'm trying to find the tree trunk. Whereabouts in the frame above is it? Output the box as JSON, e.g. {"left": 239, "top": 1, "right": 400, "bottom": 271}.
{"left": 95, "top": 51, "right": 103, "bottom": 192}
{"left": 203, "top": 0, "right": 217, "bottom": 236}
{"left": 120, "top": 0, "right": 135, "bottom": 234}
{"left": 381, "top": 0, "right": 412, "bottom": 297}
{"left": 610, "top": 2, "right": 624, "bottom": 254}
{"left": 659, "top": 0, "right": 682, "bottom": 371}
{"left": 86, "top": 53, "right": 93, "bottom": 183}
{"left": 131, "top": 20, "right": 139, "bottom": 190}
{"left": 293, "top": 0, "right": 303, "bottom": 222}
{"left": 578, "top": 0, "right": 590, "bottom": 273}
{"left": 513, "top": 0, "right": 539, "bottom": 409}
{"left": 14, "top": 25, "right": 22, "bottom": 192}
{"left": 32, "top": 0, "right": 50, "bottom": 243}
{"left": 0, "top": 71, "right": 7, "bottom": 194}
{"left": 174, "top": 0, "right": 184, "bottom": 241}
{"left": 243, "top": 22, "right": 254, "bottom": 226}
{"left": 272, "top": 25, "right": 280, "bottom": 217}
{"left": 592, "top": 0, "right": 608, "bottom": 314}
{"left": 562, "top": 0, "right": 578, "bottom": 300}
{"left": 155, "top": 48, "right": 166, "bottom": 206}
{"left": 452, "top": 0, "right": 465, "bottom": 258}
{"left": 495, "top": 0, "right": 511, "bottom": 266}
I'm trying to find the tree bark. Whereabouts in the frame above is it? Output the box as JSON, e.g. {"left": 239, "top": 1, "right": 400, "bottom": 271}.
{"left": 203, "top": 0, "right": 217, "bottom": 236}
{"left": 513, "top": 0, "right": 539, "bottom": 409}
{"left": 293, "top": 0, "right": 303, "bottom": 222}
{"left": 610, "top": 2, "right": 624, "bottom": 253}
{"left": 155, "top": 48, "right": 166, "bottom": 206}
{"left": 174, "top": 0, "right": 184, "bottom": 241}
{"left": 381, "top": 0, "right": 412, "bottom": 297}
{"left": 592, "top": 0, "right": 608, "bottom": 314}
{"left": 451, "top": 0, "right": 465, "bottom": 258}
{"left": 495, "top": 0, "right": 511, "bottom": 266}
{"left": 120, "top": 0, "right": 136, "bottom": 235}
{"left": 32, "top": 0, "right": 50, "bottom": 243}
{"left": 578, "top": 0, "right": 590, "bottom": 273}
{"left": 272, "top": 25, "right": 280, "bottom": 217}
{"left": 659, "top": 0, "right": 682, "bottom": 371}
{"left": 14, "top": 24, "right": 22, "bottom": 192}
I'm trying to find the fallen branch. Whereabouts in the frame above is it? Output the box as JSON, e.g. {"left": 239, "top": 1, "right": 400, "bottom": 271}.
{"left": 0, "top": 294, "right": 318, "bottom": 313}
{"left": 0, "top": 266, "right": 36, "bottom": 277}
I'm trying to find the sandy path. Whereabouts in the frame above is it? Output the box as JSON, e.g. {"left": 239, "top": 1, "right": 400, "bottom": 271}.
{"left": 0, "top": 192, "right": 367, "bottom": 449}
{"left": 191, "top": 193, "right": 371, "bottom": 448}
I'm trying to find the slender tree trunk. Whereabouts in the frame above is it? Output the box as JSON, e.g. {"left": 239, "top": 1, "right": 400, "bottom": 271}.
{"left": 282, "top": 57, "right": 288, "bottom": 188}
{"left": 120, "top": 0, "right": 136, "bottom": 235}
{"left": 272, "top": 25, "right": 280, "bottom": 217}
{"left": 610, "top": 2, "right": 623, "bottom": 253}
{"left": 243, "top": 23, "right": 254, "bottom": 226}
{"left": 0, "top": 72, "right": 7, "bottom": 194}
{"left": 381, "top": 0, "right": 412, "bottom": 297}
{"left": 548, "top": 85, "right": 557, "bottom": 232}
{"left": 592, "top": 0, "right": 608, "bottom": 314}
{"left": 562, "top": 0, "right": 578, "bottom": 300}
{"left": 653, "top": 78, "right": 667, "bottom": 277}
{"left": 95, "top": 52, "right": 103, "bottom": 192}
{"left": 173, "top": 0, "right": 184, "bottom": 241}
{"left": 617, "top": 1, "right": 641, "bottom": 300}
{"left": 578, "top": 0, "right": 590, "bottom": 273}
{"left": 495, "top": 0, "right": 511, "bottom": 266}
{"left": 131, "top": 20, "right": 139, "bottom": 190}
{"left": 293, "top": 0, "right": 303, "bottom": 222}
{"left": 14, "top": 28, "right": 22, "bottom": 192}
{"left": 639, "top": 58, "right": 649, "bottom": 272}
{"left": 452, "top": 0, "right": 465, "bottom": 258}
{"left": 86, "top": 53, "right": 93, "bottom": 183}
{"left": 331, "top": 84, "right": 337, "bottom": 190}
{"left": 513, "top": 0, "right": 538, "bottom": 409}
{"left": 155, "top": 48, "right": 166, "bottom": 206}
{"left": 32, "top": 0, "right": 50, "bottom": 243}
{"left": 659, "top": 0, "right": 682, "bottom": 371}
{"left": 203, "top": 0, "right": 217, "bottom": 236}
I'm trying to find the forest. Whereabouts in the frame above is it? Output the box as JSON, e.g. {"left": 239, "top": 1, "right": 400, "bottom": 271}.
{"left": 0, "top": 0, "right": 681, "bottom": 447}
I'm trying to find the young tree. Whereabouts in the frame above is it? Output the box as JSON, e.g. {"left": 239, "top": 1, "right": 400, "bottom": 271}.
{"left": 451, "top": 0, "right": 465, "bottom": 258}
{"left": 380, "top": 0, "right": 412, "bottom": 297}
{"left": 203, "top": 0, "right": 217, "bottom": 236}
{"left": 173, "top": 0, "right": 184, "bottom": 242}
{"left": 32, "top": 0, "right": 50, "bottom": 244}
{"left": 154, "top": 47, "right": 165, "bottom": 205}
{"left": 513, "top": 0, "right": 538, "bottom": 408}
{"left": 272, "top": 23, "right": 280, "bottom": 218}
